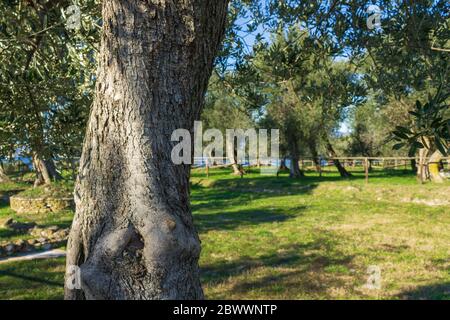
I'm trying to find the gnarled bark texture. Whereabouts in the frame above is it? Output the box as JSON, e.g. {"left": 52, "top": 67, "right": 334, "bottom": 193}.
{"left": 65, "top": 0, "right": 228, "bottom": 300}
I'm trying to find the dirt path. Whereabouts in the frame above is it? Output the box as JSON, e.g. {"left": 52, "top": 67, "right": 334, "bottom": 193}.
{"left": 0, "top": 249, "right": 66, "bottom": 264}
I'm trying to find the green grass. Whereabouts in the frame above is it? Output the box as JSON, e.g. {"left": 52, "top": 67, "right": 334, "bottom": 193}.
{"left": 0, "top": 181, "right": 73, "bottom": 243}
{"left": 15, "top": 180, "right": 74, "bottom": 199}
{"left": 0, "top": 258, "right": 65, "bottom": 300}
{"left": 0, "top": 168, "right": 449, "bottom": 300}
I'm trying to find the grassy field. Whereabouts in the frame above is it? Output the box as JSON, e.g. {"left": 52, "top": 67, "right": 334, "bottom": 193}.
{"left": 0, "top": 168, "right": 449, "bottom": 300}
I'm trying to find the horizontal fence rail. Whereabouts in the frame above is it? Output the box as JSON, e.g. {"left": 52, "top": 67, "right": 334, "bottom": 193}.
{"left": 193, "top": 156, "right": 450, "bottom": 183}
{"left": 2, "top": 156, "right": 449, "bottom": 183}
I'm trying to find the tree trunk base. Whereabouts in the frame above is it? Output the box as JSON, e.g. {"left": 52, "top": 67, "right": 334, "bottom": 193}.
{"left": 65, "top": 0, "right": 228, "bottom": 300}
{"left": 289, "top": 159, "right": 305, "bottom": 178}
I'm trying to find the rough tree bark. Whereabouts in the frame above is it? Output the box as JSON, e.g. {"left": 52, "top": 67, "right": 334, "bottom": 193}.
{"left": 65, "top": 0, "right": 228, "bottom": 300}
{"left": 231, "top": 163, "right": 245, "bottom": 176}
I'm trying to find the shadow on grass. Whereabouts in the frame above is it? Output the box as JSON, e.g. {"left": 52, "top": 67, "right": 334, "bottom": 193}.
{"left": 0, "top": 269, "right": 61, "bottom": 287}
{"left": 200, "top": 231, "right": 356, "bottom": 298}
{"left": 191, "top": 169, "right": 418, "bottom": 211}
{"left": 38, "top": 219, "right": 73, "bottom": 230}
{"left": 0, "top": 228, "right": 24, "bottom": 239}
{"left": 0, "top": 258, "right": 65, "bottom": 299}
{"left": 195, "top": 207, "right": 304, "bottom": 232}
{"left": 397, "top": 282, "right": 450, "bottom": 300}
{"left": 191, "top": 175, "right": 318, "bottom": 213}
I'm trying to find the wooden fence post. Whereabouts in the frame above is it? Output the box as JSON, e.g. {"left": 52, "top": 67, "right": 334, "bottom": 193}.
{"left": 365, "top": 157, "right": 369, "bottom": 184}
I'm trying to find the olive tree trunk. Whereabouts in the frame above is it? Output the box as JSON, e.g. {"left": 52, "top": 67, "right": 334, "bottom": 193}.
{"left": 32, "top": 153, "right": 62, "bottom": 186}
{"left": 65, "top": 0, "right": 228, "bottom": 300}
{"left": 428, "top": 150, "right": 444, "bottom": 183}
{"left": 307, "top": 141, "right": 321, "bottom": 173}
{"left": 290, "top": 155, "right": 304, "bottom": 178}
{"left": 226, "top": 140, "right": 245, "bottom": 176}
{"left": 0, "top": 162, "right": 10, "bottom": 183}
{"left": 417, "top": 148, "right": 429, "bottom": 183}
{"left": 288, "top": 139, "right": 304, "bottom": 178}
{"left": 324, "top": 138, "right": 352, "bottom": 178}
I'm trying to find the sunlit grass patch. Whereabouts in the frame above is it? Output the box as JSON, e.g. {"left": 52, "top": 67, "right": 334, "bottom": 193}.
{"left": 0, "top": 168, "right": 448, "bottom": 299}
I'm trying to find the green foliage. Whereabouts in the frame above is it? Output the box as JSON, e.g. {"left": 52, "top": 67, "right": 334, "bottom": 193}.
{"left": 202, "top": 73, "right": 255, "bottom": 132}
{"left": 347, "top": 96, "right": 388, "bottom": 157}
{"left": 0, "top": 0, "right": 100, "bottom": 163}
{"left": 246, "top": 26, "right": 364, "bottom": 158}
{"left": 392, "top": 88, "right": 450, "bottom": 156}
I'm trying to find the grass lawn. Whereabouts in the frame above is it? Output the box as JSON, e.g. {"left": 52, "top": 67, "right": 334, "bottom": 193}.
{"left": 0, "top": 181, "right": 73, "bottom": 244}
{"left": 0, "top": 168, "right": 449, "bottom": 300}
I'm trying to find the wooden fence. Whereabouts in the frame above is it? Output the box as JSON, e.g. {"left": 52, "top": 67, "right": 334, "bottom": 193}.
{"left": 198, "top": 156, "right": 450, "bottom": 183}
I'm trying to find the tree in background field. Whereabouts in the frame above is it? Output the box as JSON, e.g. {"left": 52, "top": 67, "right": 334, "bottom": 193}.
{"left": 347, "top": 93, "right": 390, "bottom": 159}
{"left": 343, "top": 0, "right": 449, "bottom": 180}
{"left": 247, "top": 26, "right": 364, "bottom": 178}
{"left": 0, "top": 0, "right": 447, "bottom": 301}
{"left": 306, "top": 61, "right": 366, "bottom": 177}
{"left": 392, "top": 88, "right": 450, "bottom": 183}
{"left": 202, "top": 73, "right": 255, "bottom": 174}
{"left": 250, "top": 27, "right": 321, "bottom": 178}
{"left": 0, "top": 0, "right": 99, "bottom": 185}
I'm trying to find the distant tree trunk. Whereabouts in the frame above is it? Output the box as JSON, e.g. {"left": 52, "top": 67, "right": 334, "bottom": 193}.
{"left": 279, "top": 157, "right": 288, "bottom": 171}
{"left": 290, "top": 155, "right": 304, "bottom": 178}
{"left": 276, "top": 157, "right": 288, "bottom": 177}
{"left": 308, "top": 141, "right": 321, "bottom": 173}
{"left": 368, "top": 159, "right": 373, "bottom": 172}
{"left": 417, "top": 148, "right": 429, "bottom": 183}
{"left": 428, "top": 150, "right": 444, "bottom": 183}
{"left": 33, "top": 153, "right": 62, "bottom": 186}
{"left": 324, "top": 138, "right": 352, "bottom": 178}
{"left": 410, "top": 159, "right": 417, "bottom": 173}
{"left": 65, "top": 0, "right": 228, "bottom": 300}
{"left": 231, "top": 163, "right": 245, "bottom": 176}
{"left": 69, "top": 157, "right": 77, "bottom": 181}
{"left": 0, "top": 161, "right": 10, "bottom": 183}
{"left": 288, "top": 139, "right": 304, "bottom": 178}
{"left": 230, "top": 151, "right": 244, "bottom": 175}
{"left": 227, "top": 139, "right": 245, "bottom": 176}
